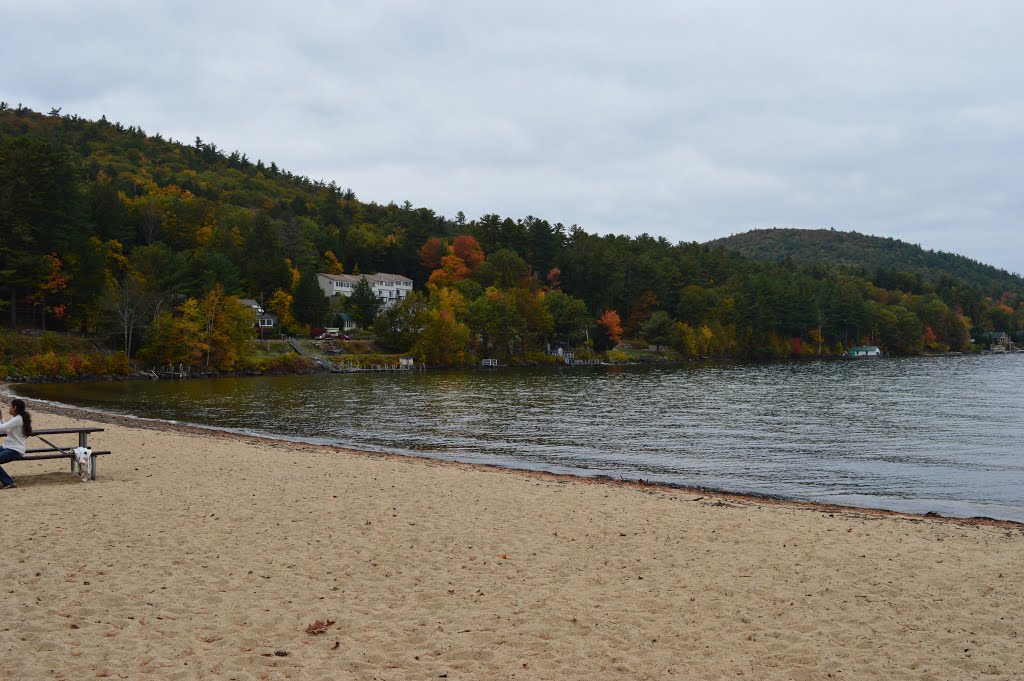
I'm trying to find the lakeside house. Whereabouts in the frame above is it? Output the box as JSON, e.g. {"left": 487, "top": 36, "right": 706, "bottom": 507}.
{"left": 238, "top": 298, "right": 278, "bottom": 332}
{"left": 316, "top": 273, "right": 413, "bottom": 308}
{"left": 977, "top": 331, "right": 1010, "bottom": 351}
{"left": 848, "top": 346, "right": 882, "bottom": 357}
{"left": 337, "top": 312, "right": 356, "bottom": 333}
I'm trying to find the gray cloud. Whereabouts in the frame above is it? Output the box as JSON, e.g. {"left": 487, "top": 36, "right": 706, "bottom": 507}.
{"left": 3, "top": 0, "right": 1022, "bottom": 273}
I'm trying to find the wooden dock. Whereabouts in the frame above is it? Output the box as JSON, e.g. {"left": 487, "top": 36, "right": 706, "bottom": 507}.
{"left": 158, "top": 364, "right": 190, "bottom": 379}
{"left": 334, "top": 362, "right": 413, "bottom": 373}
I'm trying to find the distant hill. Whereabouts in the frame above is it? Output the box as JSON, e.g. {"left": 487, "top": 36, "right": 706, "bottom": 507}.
{"left": 709, "top": 228, "right": 1024, "bottom": 296}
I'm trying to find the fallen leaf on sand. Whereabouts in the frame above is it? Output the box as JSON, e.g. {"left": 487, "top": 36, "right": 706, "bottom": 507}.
{"left": 305, "top": 619, "right": 336, "bottom": 635}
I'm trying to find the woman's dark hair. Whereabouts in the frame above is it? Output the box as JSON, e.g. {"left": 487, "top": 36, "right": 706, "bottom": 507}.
{"left": 11, "top": 398, "right": 31, "bottom": 437}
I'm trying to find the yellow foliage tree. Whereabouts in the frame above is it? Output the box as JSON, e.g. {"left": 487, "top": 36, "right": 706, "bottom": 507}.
{"left": 673, "top": 322, "right": 697, "bottom": 357}
{"left": 322, "top": 250, "right": 344, "bottom": 275}
{"left": 286, "top": 259, "right": 300, "bottom": 290}
{"left": 266, "top": 288, "right": 299, "bottom": 331}
{"left": 191, "top": 286, "right": 255, "bottom": 370}
{"left": 411, "top": 308, "right": 471, "bottom": 366}
{"left": 139, "top": 287, "right": 254, "bottom": 371}
{"left": 140, "top": 299, "right": 206, "bottom": 368}
{"left": 427, "top": 284, "right": 468, "bottom": 318}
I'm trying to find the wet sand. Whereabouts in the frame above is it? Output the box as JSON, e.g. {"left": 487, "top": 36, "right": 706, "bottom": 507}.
{"left": 0, "top": 400, "right": 1021, "bottom": 680}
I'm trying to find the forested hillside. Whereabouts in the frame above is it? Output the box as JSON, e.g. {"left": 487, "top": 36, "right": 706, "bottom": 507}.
{"left": 2, "top": 105, "right": 1022, "bottom": 372}
{"left": 710, "top": 228, "right": 1024, "bottom": 296}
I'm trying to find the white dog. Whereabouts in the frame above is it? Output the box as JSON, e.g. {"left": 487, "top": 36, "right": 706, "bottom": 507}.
{"left": 71, "top": 447, "right": 92, "bottom": 482}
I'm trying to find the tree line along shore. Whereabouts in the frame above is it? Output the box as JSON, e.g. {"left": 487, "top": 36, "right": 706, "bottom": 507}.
{"left": 2, "top": 105, "right": 1023, "bottom": 381}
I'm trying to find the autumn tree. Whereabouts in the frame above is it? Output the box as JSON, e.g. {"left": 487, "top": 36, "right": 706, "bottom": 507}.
{"left": 265, "top": 288, "right": 299, "bottom": 333}
{"left": 546, "top": 267, "right": 562, "bottom": 290}
{"left": 33, "top": 253, "right": 70, "bottom": 330}
{"left": 419, "top": 237, "right": 447, "bottom": 272}
{"left": 411, "top": 286, "right": 471, "bottom": 365}
{"left": 593, "top": 309, "right": 623, "bottom": 351}
{"left": 672, "top": 322, "right": 698, "bottom": 357}
{"left": 598, "top": 309, "right": 622, "bottom": 343}
{"left": 320, "top": 250, "right": 344, "bottom": 275}
{"left": 138, "top": 287, "right": 253, "bottom": 370}
{"left": 512, "top": 288, "right": 553, "bottom": 355}
{"left": 411, "top": 308, "right": 471, "bottom": 366}
{"left": 428, "top": 254, "right": 471, "bottom": 286}
{"left": 139, "top": 299, "right": 206, "bottom": 368}
{"left": 195, "top": 286, "right": 255, "bottom": 370}
{"left": 451, "top": 235, "right": 485, "bottom": 270}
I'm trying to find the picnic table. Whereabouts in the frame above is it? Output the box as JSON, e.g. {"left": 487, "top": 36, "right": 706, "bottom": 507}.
{"left": 21, "top": 427, "right": 110, "bottom": 480}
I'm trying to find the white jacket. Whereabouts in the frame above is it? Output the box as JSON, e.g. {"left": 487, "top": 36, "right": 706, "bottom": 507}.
{"left": 0, "top": 414, "right": 26, "bottom": 454}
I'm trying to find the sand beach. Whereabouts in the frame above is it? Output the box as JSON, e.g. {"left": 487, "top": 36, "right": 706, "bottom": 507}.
{"left": 0, "top": 399, "right": 1021, "bottom": 680}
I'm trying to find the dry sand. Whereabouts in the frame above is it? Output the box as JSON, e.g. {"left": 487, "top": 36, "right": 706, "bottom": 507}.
{"left": 0, "top": 400, "right": 1021, "bottom": 680}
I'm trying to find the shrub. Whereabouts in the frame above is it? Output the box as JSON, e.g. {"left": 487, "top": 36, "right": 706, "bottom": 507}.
{"left": 605, "top": 349, "right": 630, "bottom": 364}
{"left": 21, "top": 351, "right": 62, "bottom": 377}
{"left": 519, "top": 352, "right": 561, "bottom": 366}
{"left": 8, "top": 350, "right": 130, "bottom": 379}
{"left": 241, "top": 354, "right": 317, "bottom": 374}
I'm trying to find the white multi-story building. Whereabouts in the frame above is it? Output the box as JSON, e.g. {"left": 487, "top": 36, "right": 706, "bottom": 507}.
{"left": 316, "top": 272, "right": 413, "bottom": 307}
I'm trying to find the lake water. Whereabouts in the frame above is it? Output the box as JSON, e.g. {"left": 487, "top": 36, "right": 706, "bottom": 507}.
{"left": 15, "top": 355, "right": 1024, "bottom": 522}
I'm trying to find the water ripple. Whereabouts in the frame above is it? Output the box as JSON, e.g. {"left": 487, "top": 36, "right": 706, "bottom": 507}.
{"left": 16, "top": 354, "right": 1024, "bottom": 521}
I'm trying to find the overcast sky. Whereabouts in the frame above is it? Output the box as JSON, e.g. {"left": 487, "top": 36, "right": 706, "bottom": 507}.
{"left": 3, "top": 1, "right": 1022, "bottom": 274}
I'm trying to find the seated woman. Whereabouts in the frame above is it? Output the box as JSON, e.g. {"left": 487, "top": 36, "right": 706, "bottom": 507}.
{"left": 0, "top": 398, "right": 33, "bottom": 489}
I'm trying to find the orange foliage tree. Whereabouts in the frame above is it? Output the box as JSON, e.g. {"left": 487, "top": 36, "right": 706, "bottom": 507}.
{"left": 451, "top": 235, "right": 485, "bottom": 270}
{"left": 36, "top": 253, "right": 70, "bottom": 324}
{"left": 593, "top": 307, "right": 622, "bottom": 350}
{"left": 598, "top": 309, "right": 623, "bottom": 344}
{"left": 546, "top": 267, "right": 562, "bottom": 290}
{"left": 428, "top": 255, "right": 471, "bottom": 286}
{"left": 419, "top": 237, "right": 447, "bottom": 271}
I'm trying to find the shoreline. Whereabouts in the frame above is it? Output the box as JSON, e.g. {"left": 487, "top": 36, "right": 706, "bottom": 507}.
{"left": 15, "top": 389, "right": 1023, "bottom": 530}
{"left": 1, "top": 391, "right": 1021, "bottom": 678}
{"left": 7, "top": 348, "right": 1007, "bottom": 385}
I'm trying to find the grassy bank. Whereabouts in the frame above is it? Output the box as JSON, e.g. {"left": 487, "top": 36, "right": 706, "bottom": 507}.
{"left": 0, "top": 330, "right": 129, "bottom": 381}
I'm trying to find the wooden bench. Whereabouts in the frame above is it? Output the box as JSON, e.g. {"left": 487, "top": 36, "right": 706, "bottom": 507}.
{"left": 18, "top": 427, "right": 110, "bottom": 481}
